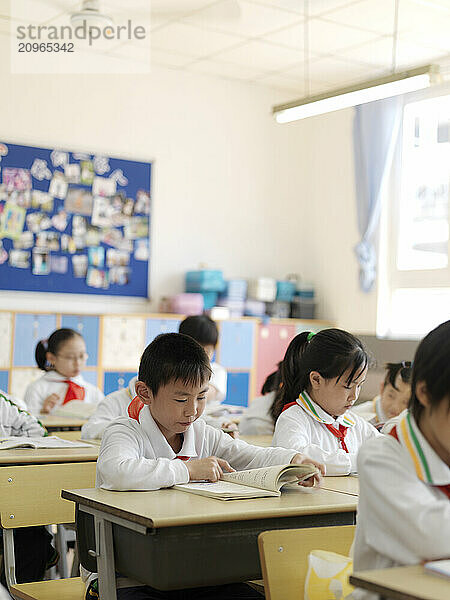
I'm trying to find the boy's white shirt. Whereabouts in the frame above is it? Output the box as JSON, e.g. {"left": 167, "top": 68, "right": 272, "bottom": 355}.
{"left": 380, "top": 408, "right": 407, "bottom": 434}
{"left": 239, "top": 392, "right": 275, "bottom": 436}
{"left": 81, "top": 377, "right": 137, "bottom": 440}
{"left": 96, "top": 405, "right": 299, "bottom": 491}
{"left": 0, "top": 391, "right": 46, "bottom": 437}
{"left": 353, "top": 410, "right": 450, "bottom": 600}
{"left": 272, "top": 391, "right": 380, "bottom": 475}
{"left": 24, "top": 370, "right": 104, "bottom": 416}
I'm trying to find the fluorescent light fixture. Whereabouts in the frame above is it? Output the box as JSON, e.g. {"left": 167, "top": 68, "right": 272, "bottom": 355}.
{"left": 273, "top": 65, "right": 439, "bottom": 123}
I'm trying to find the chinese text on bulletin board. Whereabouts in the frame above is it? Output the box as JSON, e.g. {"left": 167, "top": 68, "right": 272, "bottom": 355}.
{"left": 0, "top": 142, "right": 151, "bottom": 297}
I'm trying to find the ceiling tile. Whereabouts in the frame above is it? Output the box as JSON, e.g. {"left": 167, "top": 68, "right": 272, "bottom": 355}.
{"left": 262, "top": 20, "right": 305, "bottom": 51}
{"left": 150, "top": 22, "right": 243, "bottom": 57}
{"left": 253, "top": 72, "right": 305, "bottom": 92}
{"left": 150, "top": 47, "right": 197, "bottom": 68}
{"left": 337, "top": 36, "right": 450, "bottom": 70}
{"left": 310, "top": 18, "right": 380, "bottom": 53}
{"left": 247, "top": 0, "right": 304, "bottom": 14}
{"left": 308, "top": 0, "right": 367, "bottom": 17}
{"left": 323, "top": 0, "right": 406, "bottom": 35}
{"left": 109, "top": 41, "right": 151, "bottom": 64}
{"left": 183, "top": 0, "right": 301, "bottom": 37}
{"left": 186, "top": 58, "right": 270, "bottom": 80}
{"left": 212, "top": 39, "right": 304, "bottom": 71}
{"left": 285, "top": 55, "right": 378, "bottom": 86}
{"left": 11, "top": 0, "right": 78, "bottom": 25}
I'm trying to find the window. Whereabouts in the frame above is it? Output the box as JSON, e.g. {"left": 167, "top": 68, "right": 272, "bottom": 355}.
{"left": 378, "top": 93, "right": 450, "bottom": 338}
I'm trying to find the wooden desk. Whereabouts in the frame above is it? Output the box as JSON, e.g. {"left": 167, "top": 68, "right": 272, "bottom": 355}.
{"left": 321, "top": 476, "right": 359, "bottom": 496}
{"left": 63, "top": 486, "right": 357, "bottom": 599}
{"left": 0, "top": 447, "right": 97, "bottom": 589}
{"left": 350, "top": 565, "right": 450, "bottom": 600}
{"left": 40, "top": 415, "right": 87, "bottom": 432}
{"left": 240, "top": 435, "right": 272, "bottom": 447}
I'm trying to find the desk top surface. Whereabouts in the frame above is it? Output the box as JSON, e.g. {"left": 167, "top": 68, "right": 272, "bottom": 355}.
{"left": 40, "top": 415, "right": 87, "bottom": 428}
{"left": 0, "top": 446, "right": 98, "bottom": 465}
{"left": 350, "top": 565, "right": 450, "bottom": 600}
{"left": 62, "top": 486, "right": 357, "bottom": 529}
{"left": 321, "top": 476, "right": 359, "bottom": 496}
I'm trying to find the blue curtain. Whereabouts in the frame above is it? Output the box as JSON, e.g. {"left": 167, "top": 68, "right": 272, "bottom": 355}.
{"left": 353, "top": 97, "right": 402, "bottom": 292}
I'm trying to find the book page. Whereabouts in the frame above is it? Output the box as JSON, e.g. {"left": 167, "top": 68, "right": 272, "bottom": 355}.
{"left": 424, "top": 560, "right": 450, "bottom": 579}
{"left": 52, "top": 400, "right": 98, "bottom": 419}
{"left": 174, "top": 481, "right": 280, "bottom": 500}
{"left": 222, "top": 464, "right": 318, "bottom": 492}
{"left": 0, "top": 435, "right": 91, "bottom": 450}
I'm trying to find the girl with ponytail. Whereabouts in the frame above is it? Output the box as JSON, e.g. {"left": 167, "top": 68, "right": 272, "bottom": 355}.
{"left": 272, "top": 328, "right": 380, "bottom": 475}
{"left": 24, "top": 328, "right": 103, "bottom": 415}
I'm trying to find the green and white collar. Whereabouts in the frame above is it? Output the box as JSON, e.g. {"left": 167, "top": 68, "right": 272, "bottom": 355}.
{"left": 296, "top": 391, "right": 356, "bottom": 428}
{"left": 395, "top": 410, "right": 450, "bottom": 486}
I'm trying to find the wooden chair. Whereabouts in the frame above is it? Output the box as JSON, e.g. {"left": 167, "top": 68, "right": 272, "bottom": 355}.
{"left": 0, "top": 461, "right": 96, "bottom": 594}
{"left": 258, "top": 525, "right": 355, "bottom": 600}
{"left": 10, "top": 577, "right": 85, "bottom": 600}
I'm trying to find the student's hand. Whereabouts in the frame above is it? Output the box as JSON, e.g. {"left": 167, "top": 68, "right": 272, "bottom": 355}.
{"left": 290, "top": 453, "right": 325, "bottom": 487}
{"left": 42, "top": 393, "right": 60, "bottom": 414}
{"left": 186, "top": 456, "right": 235, "bottom": 482}
{"left": 221, "top": 422, "right": 239, "bottom": 439}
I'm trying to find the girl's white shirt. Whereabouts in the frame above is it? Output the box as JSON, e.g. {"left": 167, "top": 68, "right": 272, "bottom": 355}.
{"left": 239, "top": 392, "right": 276, "bottom": 436}
{"left": 272, "top": 392, "right": 380, "bottom": 475}
{"left": 352, "top": 396, "right": 386, "bottom": 427}
{"left": 81, "top": 377, "right": 137, "bottom": 440}
{"left": 0, "top": 391, "right": 46, "bottom": 437}
{"left": 24, "top": 370, "right": 104, "bottom": 416}
{"left": 96, "top": 405, "right": 299, "bottom": 491}
{"left": 353, "top": 411, "right": 450, "bottom": 600}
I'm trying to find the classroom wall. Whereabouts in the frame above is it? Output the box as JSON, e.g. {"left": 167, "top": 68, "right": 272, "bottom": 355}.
{"left": 0, "top": 34, "right": 378, "bottom": 333}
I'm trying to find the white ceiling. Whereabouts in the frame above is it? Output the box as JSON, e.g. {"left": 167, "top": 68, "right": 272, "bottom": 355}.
{"left": 1, "top": 0, "right": 450, "bottom": 98}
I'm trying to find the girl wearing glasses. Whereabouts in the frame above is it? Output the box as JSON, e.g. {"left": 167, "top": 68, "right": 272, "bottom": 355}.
{"left": 24, "top": 328, "right": 104, "bottom": 415}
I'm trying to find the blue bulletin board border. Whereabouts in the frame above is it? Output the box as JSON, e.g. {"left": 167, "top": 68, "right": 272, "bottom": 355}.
{"left": 0, "top": 141, "right": 152, "bottom": 297}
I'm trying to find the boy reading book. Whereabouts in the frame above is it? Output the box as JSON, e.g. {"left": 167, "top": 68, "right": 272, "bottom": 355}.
{"left": 88, "top": 333, "right": 323, "bottom": 600}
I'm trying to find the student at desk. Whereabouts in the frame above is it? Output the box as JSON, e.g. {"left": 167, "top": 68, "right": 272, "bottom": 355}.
{"left": 0, "top": 392, "right": 58, "bottom": 586}
{"left": 85, "top": 333, "right": 323, "bottom": 600}
{"left": 353, "top": 320, "right": 450, "bottom": 600}
{"left": 272, "top": 329, "right": 380, "bottom": 475}
{"left": 24, "top": 328, "right": 104, "bottom": 416}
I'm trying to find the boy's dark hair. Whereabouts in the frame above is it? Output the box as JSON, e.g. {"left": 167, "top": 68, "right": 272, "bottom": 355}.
{"left": 261, "top": 363, "right": 282, "bottom": 395}
{"left": 384, "top": 362, "right": 412, "bottom": 389}
{"left": 271, "top": 328, "right": 369, "bottom": 421}
{"left": 410, "top": 320, "right": 450, "bottom": 422}
{"left": 178, "top": 315, "right": 218, "bottom": 348}
{"left": 35, "top": 328, "right": 82, "bottom": 371}
{"left": 138, "top": 333, "right": 212, "bottom": 395}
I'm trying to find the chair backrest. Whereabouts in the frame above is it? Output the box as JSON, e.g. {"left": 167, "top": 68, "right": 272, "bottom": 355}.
{"left": 258, "top": 525, "right": 355, "bottom": 600}
{"left": 0, "top": 462, "right": 96, "bottom": 528}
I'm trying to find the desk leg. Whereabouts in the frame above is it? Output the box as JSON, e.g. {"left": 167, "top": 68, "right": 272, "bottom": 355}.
{"left": 3, "top": 528, "right": 17, "bottom": 590}
{"left": 94, "top": 515, "right": 117, "bottom": 600}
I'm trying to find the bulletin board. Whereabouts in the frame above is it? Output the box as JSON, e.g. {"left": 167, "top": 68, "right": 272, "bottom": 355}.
{"left": 0, "top": 142, "right": 151, "bottom": 297}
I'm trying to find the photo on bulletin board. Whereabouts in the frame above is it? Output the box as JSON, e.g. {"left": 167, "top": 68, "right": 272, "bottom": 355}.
{"left": 0, "top": 142, "right": 151, "bottom": 297}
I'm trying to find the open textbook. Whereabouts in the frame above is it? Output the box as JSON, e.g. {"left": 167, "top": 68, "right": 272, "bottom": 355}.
{"left": 0, "top": 436, "right": 91, "bottom": 450}
{"left": 424, "top": 559, "right": 450, "bottom": 580}
{"left": 174, "top": 463, "right": 319, "bottom": 500}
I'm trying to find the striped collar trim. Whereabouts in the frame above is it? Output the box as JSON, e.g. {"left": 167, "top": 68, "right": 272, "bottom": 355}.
{"left": 396, "top": 411, "right": 450, "bottom": 486}
{"left": 296, "top": 391, "right": 356, "bottom": 427}
{"left": 373, "top": 396, "right": 387, "bottom": 425}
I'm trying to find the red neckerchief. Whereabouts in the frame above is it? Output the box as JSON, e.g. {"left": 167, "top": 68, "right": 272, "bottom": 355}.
{"left": 282, "top": 400, "right": 349, "bottom": 452}
{"left": 62, "top": 380, "right": 85, "bottom": 404}
{"left": 390, "top": 426, "right": 450, "bottom": 500}
{"left": 128, "top": 395, "right": 144, "bottom": 420}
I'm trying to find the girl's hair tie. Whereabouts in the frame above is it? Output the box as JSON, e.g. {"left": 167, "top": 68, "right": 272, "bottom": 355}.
{"left": 307, "top": 331, "right": 315, "bottom": 342}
